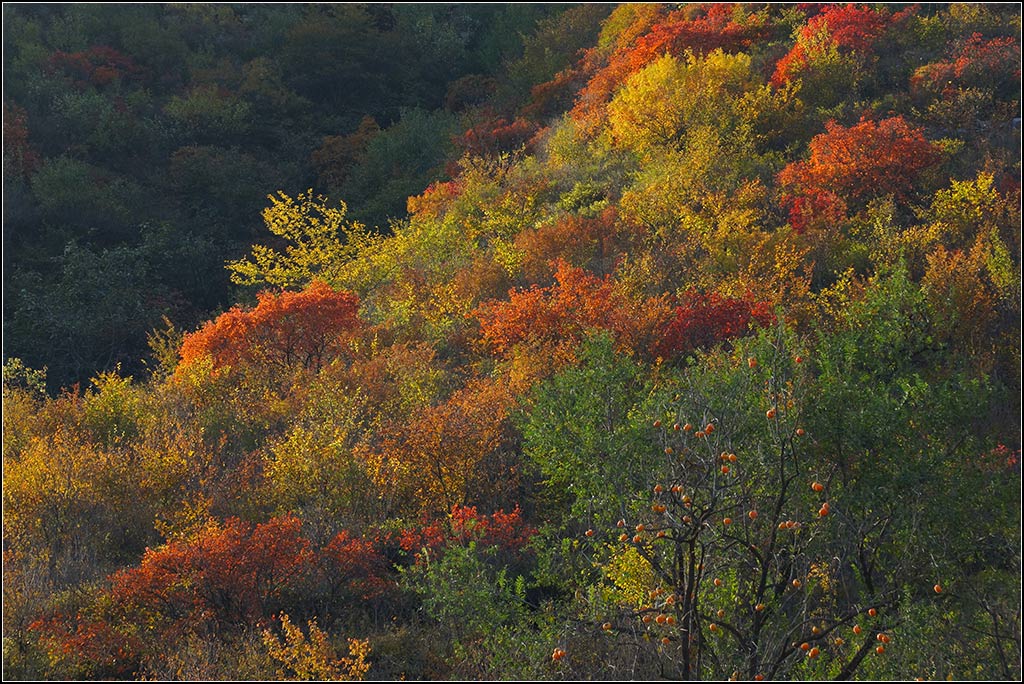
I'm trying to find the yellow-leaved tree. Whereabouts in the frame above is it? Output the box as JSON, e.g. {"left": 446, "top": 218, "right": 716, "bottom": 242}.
{"left": 262, "top": 613, "right": 371, "bottom": 681}
{"left": 227, "top": 189, "right": 378, "bottom": 289}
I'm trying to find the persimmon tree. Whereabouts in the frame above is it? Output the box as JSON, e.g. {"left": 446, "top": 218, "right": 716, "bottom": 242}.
{"left": 520, "top": 334, "right": 650, "bottom": 523}
{"left": 805, "top": 265, "right": 1020, "bottom": 679}
{"left": 564, "top": 326, "right": 928, "bottom": 680}
{"left": 178, "top": 280, "right": 362, "bottom": 372}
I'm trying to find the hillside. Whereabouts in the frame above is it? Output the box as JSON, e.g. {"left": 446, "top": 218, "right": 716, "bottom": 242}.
{"left": 3, "top": 3, "right": 1021, "bottom": 681}
{"left": 2, "top": 3, "right": 608, "bottom": 389}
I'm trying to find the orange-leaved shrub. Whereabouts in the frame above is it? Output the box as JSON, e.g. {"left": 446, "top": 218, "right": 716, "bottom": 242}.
{"left": 178, "top": 280, "right": 361, "bottom": 372}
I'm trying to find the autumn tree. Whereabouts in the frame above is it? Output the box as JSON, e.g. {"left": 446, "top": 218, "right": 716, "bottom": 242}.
{"left": 513, "top": 207, "right": 625, "bottom": 283}
{"left": 46, "top": 45, "right": 144, "bottom": 88}
{"left": 474, "top": 259, "right": 666, "bottom": 363}
{"left": 3, "top": 102, "right": 38, "bottom": 180}
{"left": 571, "top": 4, "right": 773, "bottom": 133}
{"left": 778, "top": 116, "right": 942, "bottom": 233}
{"left": 455, "top": 113, "right": 539, "bottom": 158}
{"left": 311, "top": 116, "right": 381, "bottom": 192}
{"left": 769, "top": 3, "right": 918, "bottom": 110}
{"left": 178, "top": 280, "right": 362, "bottom": 372}
{"left": 911, "top": 33, "right": 1021, "bottom": 105}
{"left": 653, "top": 290, "right": 775, "bottom": 360}
{"left": 320, "top": 530, "right": 395, "bottom": 603}
{"left": 29, "top": 611, "right": 142, "bottom": 679}
{"left": 227, "top": 190, "right": 377, "bottom": 289}
{"left": 606, "top": 50, "right": 758, "bottom": 159}
{"left": 363, "top": 376, "right": 516, "bottom": 515}
{"left": 110, "top": 515, "right": 314, "bottom": 630}
{"left": 262, "top": 389, "right": 377, "bottom": 539}
{"left": 399, "top": 504, "right": 536, "bottom": 560}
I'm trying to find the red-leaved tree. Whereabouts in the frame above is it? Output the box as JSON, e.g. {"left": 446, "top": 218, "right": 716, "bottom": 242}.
{"left": 475, "top": 259, "right": 662, "bottom": 357}
{"left": 653, "top": 291, "right": 775, "bottom": 359}
{"left": 320, "top": 530, "right": 394, "bottom": 601}
{"left": 399, "top": 504, "right": 536, "bottom": 560}
{"left": 110, "top": 515, "right": 314, "bottom": 629}
{"left": 29, "top": 613, "right": 142, "bottom": 679}
{"left": 178, "top": 280, "right": 362, "bottom": 372}
{"left": 455, "top": 114, "right": 539, "bottom": 158}
{"left": 911, "top": 33, "right": 1021, "bottom": 101}
{"left": 778, "top": 115, "right": 942, "bottom": 231}
{"left": 770, "top": 4, "right": 902, "bottom": 87}
{"left": 46, "top": 46, "right": 143, "bottom": 87}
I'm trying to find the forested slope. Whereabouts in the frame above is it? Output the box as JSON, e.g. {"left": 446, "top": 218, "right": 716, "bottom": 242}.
{"left": 3, "top": 3, "right": 1021, "bottom": 681}
{"left": 3, "top": 3, "right": 607, "bottom": 389}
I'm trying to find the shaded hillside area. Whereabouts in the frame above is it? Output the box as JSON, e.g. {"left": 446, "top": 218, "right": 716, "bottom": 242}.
{"left": 3, "top": 3, "right": 609, "bottom": 389}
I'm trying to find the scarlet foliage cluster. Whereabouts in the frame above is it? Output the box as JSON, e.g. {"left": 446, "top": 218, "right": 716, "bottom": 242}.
{"left": 110, "top": 515, "right": 314, "bottom": 628}
{"left": 783, "top": 190, "right": 848, "bottom": 235}
{"left": 474, "top": 259, "right": 633, "bottom": 356}
{"left": 778, "top": 115, "right": 941, "bottom": 229}
{"left": 572, "top": 4, "right": 769, "bottom": 129}
{"left": 652, "top": 291, "right": 775, "bottom": 359}
{"left": 321, "top": 530, "right": 394, "bottom": 600}
{"left": 634, "top": 4, "right": 769, "bottom": 60}
{"left": 398, "top": 504, "right": 536, "bottom": 555}
{"left": 975, "top": 443, "right": 1021, "bottom": 473}
{"left": 47, "top": 46, "right": 142, "bottom": 87}
{"left": 476, "top": 260, "right": 769, "bottom": 362}
{"left": 771, "top": 4, "right": 901, "bottom": 86}
{"left": 911, "top": 33, "right": 1022, "bottom": 98}
{"left": 178, "top": 280, "right": 361, "bottom": 371}
{"left": 33, "top": 515, "right": 399, "bottom": 670}
{"left": 522, "top": 67, "right": 586, "bottom": 121}
{"left": 455, "top": 114, "right": 539, "bottom": 157}
{"left": 30, "top": 613, "right": 142, "bottom": 679}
